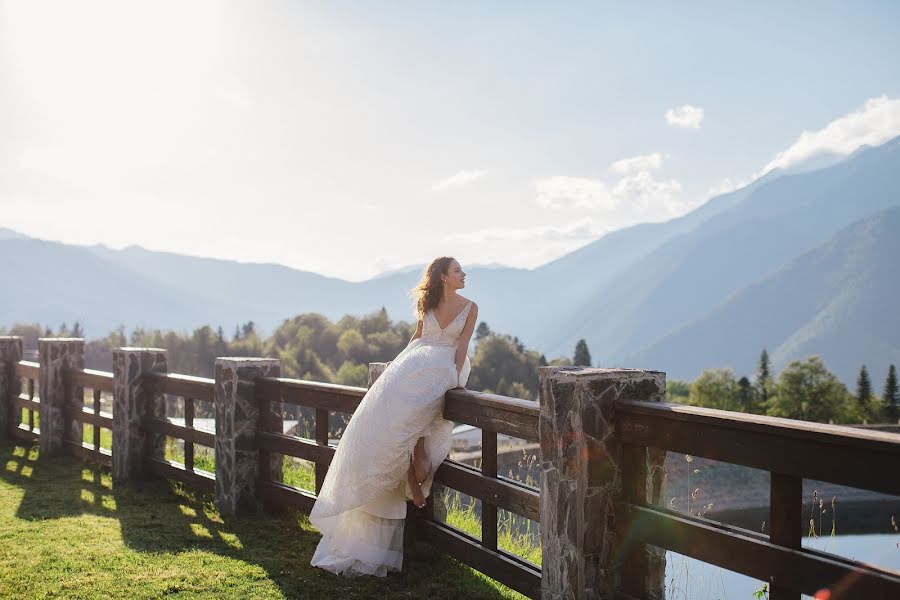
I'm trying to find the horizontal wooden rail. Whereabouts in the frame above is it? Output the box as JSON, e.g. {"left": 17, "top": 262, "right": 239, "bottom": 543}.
{"left": 64, "top": 404, "right": 113, "bottom": 429}
{"left": 256, "top": 376, "right": 365, "bottom": 413}
{"left": 416, "top": 517, "right": 541, "bottom": 598}
{"left": 65, "top": 440, "right": 112, "bottom": 467}
{"left": 11, "top": 424, "right": 39, "bottom": 442}
{"left": 144, "top": 457, "right": 215, "bottom": 492}
{"left": 257, "top": 431, "right": 334, "bottom": 465}
{"left": 15, "top": 360, "right": 39, "bottom": 380}
{"left": 434, "top": 459, "right": 540, "bottom": 523}
{"left": 618, "top": 400, "right": 900, "bottom": 496}
{"left": 258, "top": 480, "right": 317, "bottom": 514}
{"left": 143, "top": 416, "right": 215, "bottom": 447}
{"left": 444, "top": 389, "right": 539, "bottom": 442}
{"left": 67, "top": 368, "right": 114, "bottom": 392}
{"left": 13, "top": 394, "right": 40, "bottom": 413}
{"left": 618, "top": 503, "right": 900, "bottom": 597}
{"left": 142, "top": 372, "right": 215, "bottom": 403}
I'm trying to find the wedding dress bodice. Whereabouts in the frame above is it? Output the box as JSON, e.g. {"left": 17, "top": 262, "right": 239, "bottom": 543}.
{"left": 420, "top": 300, "right": 473, "bottom": 346}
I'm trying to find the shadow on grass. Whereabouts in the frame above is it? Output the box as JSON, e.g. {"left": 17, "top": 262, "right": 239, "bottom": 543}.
{"left": 0, "top": 441, "right": 518, "bottom": 599}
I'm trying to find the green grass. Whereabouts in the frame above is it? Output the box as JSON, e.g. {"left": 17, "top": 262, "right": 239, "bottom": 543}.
{"left": 0, "top": 441, "right": 531, "bottom": 599}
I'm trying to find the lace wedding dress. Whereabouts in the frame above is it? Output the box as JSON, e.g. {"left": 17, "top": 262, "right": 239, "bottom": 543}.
{"left": 309, "top": 300, "right": 473, "bottom": 577}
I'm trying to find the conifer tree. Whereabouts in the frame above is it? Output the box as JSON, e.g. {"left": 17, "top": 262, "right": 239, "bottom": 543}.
{"left": 574, "top": 339, "right": 592, "bottom": 367}
{"left": 856, "top": 364, "right": 873, "bottom": 407}
{"left": 884, "top": 364, "right": 899, "bottom": 422}
{"left": 755, "top": 349, "right": 772, "bottom": 405}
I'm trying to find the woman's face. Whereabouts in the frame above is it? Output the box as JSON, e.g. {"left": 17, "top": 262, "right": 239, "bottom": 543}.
{"left": 443, "top": 260, "right": 466, "bottom": 290}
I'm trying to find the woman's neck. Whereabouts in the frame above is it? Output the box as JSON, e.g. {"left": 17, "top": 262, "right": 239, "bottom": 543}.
{"left": 440, "top": 288, "right": 458, "bottom": 305}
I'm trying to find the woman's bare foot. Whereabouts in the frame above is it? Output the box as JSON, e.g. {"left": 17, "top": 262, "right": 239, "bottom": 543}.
{"left": 407, "top": 460, "right": 426, "bottom": 508}
{"left": 412, "top": 437, "right": 430, "bottom": 484}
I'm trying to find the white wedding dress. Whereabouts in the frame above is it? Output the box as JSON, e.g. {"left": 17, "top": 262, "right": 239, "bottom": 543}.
{"left": 309, "top": 300, "right": 473, "bottom": 577}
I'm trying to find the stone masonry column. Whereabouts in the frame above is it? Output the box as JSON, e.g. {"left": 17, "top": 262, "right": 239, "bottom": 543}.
{"left": 214, "top": 357, "right": 280, "bottom": 517}
{"left": 0, "top": 336, "right": 24, "bottom": 440}
{"left": 112, "top": 347, "right": 167, "bottom": 482}
{"left": 538, "top": 366, "right": 667, "bottom": 600}
{"left": 38, "top": 338, "right": 84, "bottom": 458}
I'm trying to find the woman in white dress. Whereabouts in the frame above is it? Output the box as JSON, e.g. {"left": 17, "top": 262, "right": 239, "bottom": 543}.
{"left": 309, "top": 256, "right": 479, "bottom": 577}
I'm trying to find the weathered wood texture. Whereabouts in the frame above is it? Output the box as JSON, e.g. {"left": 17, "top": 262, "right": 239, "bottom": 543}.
{"left": 617, "top": 400, "right": 900, "bottom": 495}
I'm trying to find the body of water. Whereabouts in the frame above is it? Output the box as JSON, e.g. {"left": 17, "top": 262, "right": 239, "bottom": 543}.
{"left": 665, "top": 533, "right": 900, "bottom": 599}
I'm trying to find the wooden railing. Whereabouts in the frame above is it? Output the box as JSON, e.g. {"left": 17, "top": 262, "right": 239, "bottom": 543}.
{"left": 65, "top": 368, "right": 114, "bottom": 466}
{"left": 11, "top": 360, "right": 39, "bottom": 442}
{"left": 142, "top": 372, "right": 216, "bottom": 492}
{"left": 617, "top": 400, "right": 900, "bottom": 599}
{"left": 252, "top": 376, "right": 542, "bottom": 599}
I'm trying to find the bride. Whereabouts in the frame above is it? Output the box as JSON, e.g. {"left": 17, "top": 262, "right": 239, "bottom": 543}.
{"left": 309, "top": 256, "right": 478, "bottom": 577}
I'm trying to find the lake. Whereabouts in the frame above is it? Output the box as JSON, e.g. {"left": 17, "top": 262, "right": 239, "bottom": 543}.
{"left": 665, "top": 533, "right": 900, "bottom": 599}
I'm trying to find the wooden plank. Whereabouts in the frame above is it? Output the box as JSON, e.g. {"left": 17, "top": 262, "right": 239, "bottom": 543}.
{"left": 65, "top": 440, "right": 112, "bottom": 468}
{"left": 13, "top": 394, "right": 40, "bottom": 413}
{"left": 770, "top": 473, "right": 802, "bottom": 600}
{"left": 92, "top": 389, "right": 102, "bottom": 455}
{"left": 142, "top": 416, "right": 216, "bottom": 447}
{"left": 64, "top": 404, "right": 113, "bottom": 429}
{"left": 144, "top": 457, "right": 215, "bottom": 492}
{"left": 143, "top": 372, "right": 214, "bottom": 402}
{"left": 67, "top": 368, "right": 114, "bottom": 392}
{"left": 619, "top": 503, "right": 900, "bottom": 598}
{"left": 257, "top": 431, "right": 335, "bottom": 465}
{"left": 11, "top": 424, "right": 39, "bottom": 443}
{"left": 482, "top": 429, "right": 498, "bottom": 550}
{"left": 184, "top": 397, "right": 195, "bottom": 471}
{"left": 256, "top": 377, "right": 365, "bottom": 414}
{"left": 259, "top": 480, "right": 317, "bottom": 515}
{"left": 15, "top": 360, "right": 39, "bottom": 380}
{"left": 618, "top": 401, "right": 900, "bottom": 496}
{"left": 416, "top": 518, "right": 541, "bottom": 599}
{"left": 620, "top": 444, "right": 650, "bottom": 597}
{"left": 315, "top": 408, "right": 329, "bottom": 493}
{"left": 443, "top": 392, "right": 539, "bottom": 442}
{"left": 434, "top": 459, "right": 540, "bottom": 523}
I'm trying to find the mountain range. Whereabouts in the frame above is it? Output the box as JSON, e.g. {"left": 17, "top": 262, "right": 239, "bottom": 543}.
{"left": 2, "top": 135, "right": 899, "bottom": 385}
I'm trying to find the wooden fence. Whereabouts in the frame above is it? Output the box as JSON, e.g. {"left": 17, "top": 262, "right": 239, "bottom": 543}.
{"left": 2, "top": 336, "right": 899, "bottom": 599}
{"left": 617, "top": 399, "right": 900, "bottom": 599}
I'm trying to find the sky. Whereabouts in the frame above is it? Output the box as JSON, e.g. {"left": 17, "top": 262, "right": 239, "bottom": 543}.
{"left": 2, "top": 1, "right": 900, "bottom": 281}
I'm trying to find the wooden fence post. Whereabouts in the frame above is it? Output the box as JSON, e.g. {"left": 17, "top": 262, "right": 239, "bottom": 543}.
{"left": 214, "top": 357, "right": 280, "bottom": 517}
{"left": 0, "top": 336, "right": 23, "bottom": 440}
{"left": 538, "top": 366, "right": 667, "bottom": 600}
{"left": 38, "top": 338, "right": 84, "bottom": 458}
{"left": 112, "top": 347, "right": 167, "bottom": 481}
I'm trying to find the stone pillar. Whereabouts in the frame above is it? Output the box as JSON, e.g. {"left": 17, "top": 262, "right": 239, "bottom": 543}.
{"left": 0, "top": 337, "right": 24, "bottom": 440}
{"left": 214, "top": 357, "right": 280, "bottom": 517}
{"left": 538, "top": 366, "right": 667, "bottom": 600}
{"left": 368, "top": 361, "right": 389, "bottom": 387}
{"left": 37, "top": 338, "right": 84, "bottom": 457}
{"left": 112, "top": 347, "right": 167, "bottom": 481}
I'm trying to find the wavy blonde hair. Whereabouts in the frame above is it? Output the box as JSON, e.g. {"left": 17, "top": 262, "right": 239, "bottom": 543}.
{"left": 411, "top": 256, "right": 455, "bottom": 321}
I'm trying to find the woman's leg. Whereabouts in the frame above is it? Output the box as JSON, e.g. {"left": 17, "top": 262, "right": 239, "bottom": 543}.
{"left": 408, "top": 456, "right": 426, "bottom": 508}
{"left": 412, "top": 436, "right": 430, "bottom": 484}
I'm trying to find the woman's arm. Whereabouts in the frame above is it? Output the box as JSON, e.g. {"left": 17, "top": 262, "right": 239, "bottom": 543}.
{"left": 454, "top": 303, "right": 478, "bottom": 386}
{"left": 408, "top": 318, "right": 423, "bottom": 344}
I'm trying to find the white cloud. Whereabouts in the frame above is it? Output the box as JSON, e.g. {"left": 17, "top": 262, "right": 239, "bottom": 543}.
{"left": 761, "top": 95, "right": 900, "bottom": 175}
{"left": 431, "top": 169, "right": 487, "bottom": 191}
{"left": 535, "top": 171, "right": 682, "bottom": 214}
{"left": 609, "top": 152, "right": 666, "bottom": 174}
{"left": 666, "top": 105, "right": 705, "bottom": 129}
{"left": 707, "top": 177, "right": 747, "bottom": 197}
{"left": 444, "top": 217, "right": 599, "bottom": 243}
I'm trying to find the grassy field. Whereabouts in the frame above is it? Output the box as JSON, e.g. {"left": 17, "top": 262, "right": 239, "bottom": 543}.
{"left": 0, "top": 441, "right": 532, "bottom": 600}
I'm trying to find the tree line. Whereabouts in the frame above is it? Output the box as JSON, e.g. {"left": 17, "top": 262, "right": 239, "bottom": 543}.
{"left": 666, "top": 349, "right": 899, "bottom": 425}
{"left": 3, "top": 319, "right": 896, "bottom": 425}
